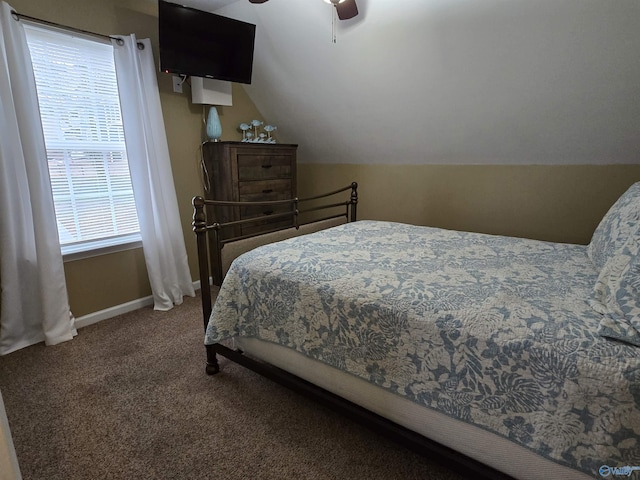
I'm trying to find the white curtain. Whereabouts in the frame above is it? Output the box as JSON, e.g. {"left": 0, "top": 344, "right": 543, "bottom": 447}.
{"left": 113, "top": 35, "right": 195, "bottom": 311}
{"left": 0, "top": 2, "right": 76, "bottom": 355}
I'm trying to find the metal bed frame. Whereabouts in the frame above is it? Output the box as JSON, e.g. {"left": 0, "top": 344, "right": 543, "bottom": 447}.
{"left": 192, "top": 182, "right": 513, "bottom": 480}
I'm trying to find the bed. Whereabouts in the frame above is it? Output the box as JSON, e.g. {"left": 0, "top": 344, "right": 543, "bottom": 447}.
{"left": 193, "top": 182, "right": 640, "bottom": 480}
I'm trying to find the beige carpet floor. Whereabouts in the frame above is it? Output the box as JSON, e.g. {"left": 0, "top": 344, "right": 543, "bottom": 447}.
{"left": 0, "top": 292, "right": 466, "bottom": 480}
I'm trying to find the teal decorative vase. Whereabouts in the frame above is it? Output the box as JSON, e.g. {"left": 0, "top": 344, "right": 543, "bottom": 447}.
{"left": 206, "top": 106, "right": 222, "bottom": 141}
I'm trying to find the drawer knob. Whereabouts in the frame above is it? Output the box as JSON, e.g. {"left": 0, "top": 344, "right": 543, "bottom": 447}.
{"left": 263, "top": 210, "right": 274, "bottom": 216}
{"left": 261, "top": 164, "right": 272, "bottom": 169}
{"left": 262, "top": 189, "right": 273, "bottom": 194}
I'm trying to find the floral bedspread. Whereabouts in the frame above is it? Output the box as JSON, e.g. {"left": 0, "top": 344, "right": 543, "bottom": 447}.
{"left": 205, "top": 221, "right": 640, "bottom": 476}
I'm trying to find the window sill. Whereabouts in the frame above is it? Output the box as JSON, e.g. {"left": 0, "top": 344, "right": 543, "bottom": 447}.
{"left": 62, "top": 239, "right": 143, "bottom": 263}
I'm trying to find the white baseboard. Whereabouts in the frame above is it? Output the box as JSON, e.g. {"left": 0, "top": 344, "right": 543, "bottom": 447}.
{"left": 74, "top": 280, "right": 202, "bottom": 329}
{"left": 74, "top": 295, "right": 154, "bottom": 329}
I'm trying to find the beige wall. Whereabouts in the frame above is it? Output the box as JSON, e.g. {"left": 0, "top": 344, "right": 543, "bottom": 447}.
{"left": 7, "top": 0, "right": 640, "bottom": 318}
{"left": 298, "top": 164, "right": 640, "bottom": 245}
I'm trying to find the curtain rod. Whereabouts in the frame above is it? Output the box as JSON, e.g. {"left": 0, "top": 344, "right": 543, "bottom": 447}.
{"left": 11, "top": 10, "right": 144, "bottom": 49}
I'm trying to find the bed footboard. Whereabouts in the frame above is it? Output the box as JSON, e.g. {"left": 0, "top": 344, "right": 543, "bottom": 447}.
{"left": 194, "top": 183, "right": 358, "bottom": 375}
{"left": 193, "top": 182, "right": 358, "bottom": 374}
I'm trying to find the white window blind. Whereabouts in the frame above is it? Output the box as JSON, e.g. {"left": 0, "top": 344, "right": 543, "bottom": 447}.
{"left": 24, "top": 24, "right": 141, "bottom": 257}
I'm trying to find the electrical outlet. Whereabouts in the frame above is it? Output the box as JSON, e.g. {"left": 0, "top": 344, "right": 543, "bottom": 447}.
{"left": 172, "top": 75, "right": 183, "bottom": 94}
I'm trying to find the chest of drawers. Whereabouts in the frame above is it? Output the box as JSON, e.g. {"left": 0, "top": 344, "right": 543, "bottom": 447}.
{"left": 201, "top": 141, "right": 298, "bottom": 238}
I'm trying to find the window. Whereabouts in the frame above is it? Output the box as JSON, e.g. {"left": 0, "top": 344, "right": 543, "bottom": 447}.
{"left": 23, "top": 24, "right": 141, "bottom": 258}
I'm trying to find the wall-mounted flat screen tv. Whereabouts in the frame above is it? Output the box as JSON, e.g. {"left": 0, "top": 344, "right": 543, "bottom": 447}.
{"left": 158, "top": 0, "right": 256, "bottom": 84}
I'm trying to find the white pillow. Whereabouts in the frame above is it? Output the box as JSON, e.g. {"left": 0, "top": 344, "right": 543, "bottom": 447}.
{"left": 588, "top": 182, "right": 640, "bottom": 271}
{"left": 589, "top": 229, "right": 640, "bottom": 347}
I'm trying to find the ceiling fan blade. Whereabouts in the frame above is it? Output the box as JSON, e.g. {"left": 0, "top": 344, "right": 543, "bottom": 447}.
{"left": 336, "top": 0, "right": 358, "bottom": 20}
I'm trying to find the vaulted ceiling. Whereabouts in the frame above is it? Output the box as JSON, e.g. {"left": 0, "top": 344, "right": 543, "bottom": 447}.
{"left": 178, "top": 0, "right": 640, "bottom": 165}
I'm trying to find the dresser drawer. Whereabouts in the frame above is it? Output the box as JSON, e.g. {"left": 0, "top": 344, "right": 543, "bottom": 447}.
{"left": 240, "top": 200, "right": 292, "bottom": 219}
{"left": 238, "top": 179, "right": 292, "bottom": 200}
{"left": 237, "top": 155, "right": 293, "bottom": 181}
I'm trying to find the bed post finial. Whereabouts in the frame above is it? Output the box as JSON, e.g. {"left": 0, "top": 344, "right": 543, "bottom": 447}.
{"left": 293, "top": 197, "right": 300, "bottom": 229}
{"left": 192, "top": 196, "right": 206, "bottom": 229}
{"left": 350, "top": 182, "right": 358, "bottom": 222}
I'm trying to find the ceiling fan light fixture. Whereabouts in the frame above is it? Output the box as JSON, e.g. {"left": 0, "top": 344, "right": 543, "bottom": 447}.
{"left": 324, "top": 0, "right": 347, "bottom": 4}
